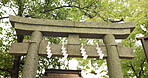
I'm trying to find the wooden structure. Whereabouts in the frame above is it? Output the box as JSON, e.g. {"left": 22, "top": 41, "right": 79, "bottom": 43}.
{"left": 9, "top": 15, "right": 136, "bottom": 78}
{"left": 137, "top": 36, "right": 148, "bottom": 62}
{"left": 42, "top": 69, "right": 82, "bottom": 78}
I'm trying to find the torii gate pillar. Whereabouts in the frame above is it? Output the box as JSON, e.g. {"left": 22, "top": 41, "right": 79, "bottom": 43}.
{"left": 22, "top": 31, "right": 42, "bottom": 78}
{"left": 103, "top": 34, "right": 123, "bottom": 78}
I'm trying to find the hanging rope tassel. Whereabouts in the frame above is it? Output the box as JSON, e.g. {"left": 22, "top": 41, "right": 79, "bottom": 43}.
{"left": 46, "top": 42, "right": 52, "bottom": 58}
{"left": 80, "top": 44, "right": 88, "bottom": 60}
{"left": 61, "top": 40, "right": 68, "bottom": 60}
{"left": 96, "top": 43, "right": 104, "bottom": 59}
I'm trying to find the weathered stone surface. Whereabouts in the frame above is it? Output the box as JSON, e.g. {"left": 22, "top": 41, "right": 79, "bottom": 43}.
{"left": 8, "top": 16, "right": 136, "bottom": 78}
{"left": 9, "top": 42, "right": 29, "bottom": 56}
{"left": 9, "top": 16, "right": 135, "bottom": 28}
{"left": 22, "top": 31, "right": 42, "bottom": 78}
{"left": 103, "top": 34, "right": 123, "bottom": 78}
{"left": 9, "top": 40, "right": 134, "bottom": 59}
{"left": 9, "top": 15, "right": 136, "bottom": 39}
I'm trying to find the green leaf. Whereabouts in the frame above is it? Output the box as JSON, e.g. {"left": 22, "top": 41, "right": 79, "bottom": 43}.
{"left": 86, "top": 65, "right": 90, "bottom": 69}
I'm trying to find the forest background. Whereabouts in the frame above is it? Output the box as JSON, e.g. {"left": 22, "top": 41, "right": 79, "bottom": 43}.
{"left": 0, "top": 0, "right": 148, "bottom": 78}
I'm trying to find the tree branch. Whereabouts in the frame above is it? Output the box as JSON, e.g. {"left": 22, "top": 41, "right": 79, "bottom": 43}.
{"left": 83, "top": 0, "right": 96, "bottom": 9}
{"left": 41, "top": 5, "right": 99, "bottom": 19}
{"left": 9, "top": 1, "right": 17, "bottom": 15}
{"left": 0, "top": 68, "right": 11, "bottom": 73}
{"left": 127, "top": 62, "right": 138, "bottom": 77}
{"left": 138, "top": 58, "right": 146, "bottom": 77}
{"left": 41, "top": 5, "right": 87, "bottom": 13}
{"left": 0, "top": 16, "right": 9, "bottom": 20}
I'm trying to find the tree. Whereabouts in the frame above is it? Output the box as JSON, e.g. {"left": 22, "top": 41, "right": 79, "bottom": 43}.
{"left": 77, "top": 0, "right": 148, "bottom": 78}
{"left": 113, "top": 0, "right": 148, "bottom": 78}
{"left": 0, "top": 0, "right": 148, "bottom": 78}
{"left": 0, "top": 0, "right": 108, "bottom": 77}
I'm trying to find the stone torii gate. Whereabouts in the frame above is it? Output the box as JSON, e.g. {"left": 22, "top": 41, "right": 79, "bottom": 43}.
{"left": 9, "top": 16, "right": 136, "bottom": 78}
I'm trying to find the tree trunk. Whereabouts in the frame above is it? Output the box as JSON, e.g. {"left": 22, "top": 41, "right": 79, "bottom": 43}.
{"left": 11, "top": 56, "right": 21, "bottom": 78}
{"left": 11, "top": 35, "right": 24, "bottom": 78}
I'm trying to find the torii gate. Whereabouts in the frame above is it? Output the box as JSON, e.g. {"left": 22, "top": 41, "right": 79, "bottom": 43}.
{"left": 9, "top": 16, "right": 136, "bottom": 78}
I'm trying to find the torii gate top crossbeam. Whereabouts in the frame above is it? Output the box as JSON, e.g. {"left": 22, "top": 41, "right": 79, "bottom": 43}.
{"left": 9, "top": 15, "right": 135, "bottom": 39}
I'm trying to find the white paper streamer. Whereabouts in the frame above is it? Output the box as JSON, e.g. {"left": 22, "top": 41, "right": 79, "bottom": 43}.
{"left": 61, "top": 40, "right": 68, "bottom": 60}
{"left": 80, "top": 44, "right": 88, "bottom": 60}
{"left": 46, "top": 42, "right": 52, "bottom": 58}
{"left": 96, "top": 43, "right": 104, "bottom": 59}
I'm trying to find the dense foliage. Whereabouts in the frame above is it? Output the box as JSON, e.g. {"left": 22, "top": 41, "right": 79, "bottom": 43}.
{"left": 0, "top": 0, "right": 148, "bottom": 78}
